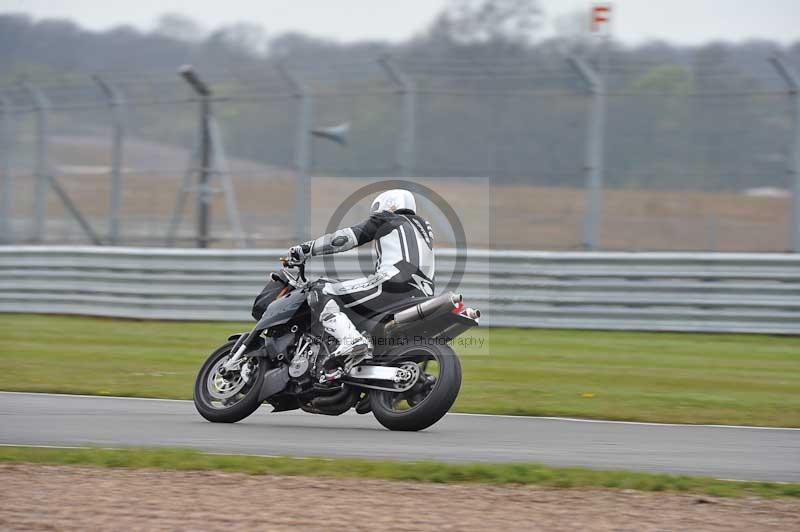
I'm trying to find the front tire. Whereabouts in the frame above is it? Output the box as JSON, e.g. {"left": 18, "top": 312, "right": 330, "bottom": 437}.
{"left": 370, "top": 343, "right": 462, "bottom": 431}
{"left": 194, "top": 340, "right": 266, "bottom": 423}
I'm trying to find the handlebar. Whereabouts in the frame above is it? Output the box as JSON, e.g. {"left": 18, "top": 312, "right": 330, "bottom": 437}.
{"left": 279, "top": 257, "right": 307, "bottom": 283}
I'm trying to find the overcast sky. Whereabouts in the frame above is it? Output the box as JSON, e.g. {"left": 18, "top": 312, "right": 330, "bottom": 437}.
{"left": 1, "top": 0, "right": 798, "bottom": 46}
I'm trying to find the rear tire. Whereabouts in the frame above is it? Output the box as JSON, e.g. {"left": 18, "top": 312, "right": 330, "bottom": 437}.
{"left": 370, "top": 343, "right": 461, "bottom": 431}
{"left": 193, "top": 340, "right": 266, "bottom": 423}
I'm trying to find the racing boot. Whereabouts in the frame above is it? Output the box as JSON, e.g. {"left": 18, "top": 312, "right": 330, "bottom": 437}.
{"left": 319, "top": 299, "right": 372, "bottom": 369}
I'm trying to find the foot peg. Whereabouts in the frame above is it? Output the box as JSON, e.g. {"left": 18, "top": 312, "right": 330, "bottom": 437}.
{"left": 319, "top": 368, "right": 344, "bottom": 384}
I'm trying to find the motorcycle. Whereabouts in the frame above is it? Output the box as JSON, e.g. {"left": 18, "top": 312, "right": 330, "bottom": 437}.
{"left": 193, "top": 257, "right": 480, "bottom": 431}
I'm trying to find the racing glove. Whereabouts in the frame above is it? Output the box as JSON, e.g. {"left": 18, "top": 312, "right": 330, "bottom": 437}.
{"left": 287, "top": 243, "right": 311, "bottom": 264}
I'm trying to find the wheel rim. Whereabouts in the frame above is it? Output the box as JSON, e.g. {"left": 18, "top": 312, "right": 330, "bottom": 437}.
{"left": 375, "top": 348, "right": 440, "bottom": 413}
{"left": 200, "top": 353, "right": 260, "bottom": 410}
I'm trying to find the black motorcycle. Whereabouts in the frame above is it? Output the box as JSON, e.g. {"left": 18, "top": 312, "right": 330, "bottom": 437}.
{"left": 193, "top": 258, "right": 480, "bottom": 431}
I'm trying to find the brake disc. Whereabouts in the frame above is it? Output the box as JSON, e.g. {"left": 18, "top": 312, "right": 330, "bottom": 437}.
{"left": 207, "top": 358, "right": 247, "bottom": 399}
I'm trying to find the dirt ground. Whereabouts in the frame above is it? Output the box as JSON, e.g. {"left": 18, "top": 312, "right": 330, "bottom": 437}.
{"left": 1, "top": 465, "right": 798, "bottom": 531}
{"left": 7, "top": 137, "right": 791, "bottom": 251}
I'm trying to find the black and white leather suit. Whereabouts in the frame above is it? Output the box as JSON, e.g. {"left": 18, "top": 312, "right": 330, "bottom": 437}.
{"left": 298, "top": 208, "right": 435, "bottom": 344}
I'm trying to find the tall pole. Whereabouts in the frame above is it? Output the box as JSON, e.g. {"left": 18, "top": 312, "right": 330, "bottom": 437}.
{"left": 568, "top": 55, "right": 606, "bottom": 250}
{"left": 0, "top": 94, "right": 14, "bottom": 243}
{"left": 22, "top": 83, "right": 50, "bottom": 243}
{"left": 379, "top": 56, "right": 416, "bottom": 177}
{"left": 198, "top": 94, "right": 212, "bottom": 248}
{"left": 277, "top": 63, "right": 313, "bottom": 242}
{"left": 770, "top": 55, "right": 800, "bottom": 252}
{"left": 93, "top": 76, "right": 126, "bottom": 245}
{"left": 179, "top": 66, "right": 213, "bottom": 248}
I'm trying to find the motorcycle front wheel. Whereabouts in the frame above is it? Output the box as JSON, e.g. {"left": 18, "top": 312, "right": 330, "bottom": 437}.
{"left": 370, "top": 342, "right": 462, "bottom": 432}
{"left": 193, "top": 340, "right": 266, "bottom": 423}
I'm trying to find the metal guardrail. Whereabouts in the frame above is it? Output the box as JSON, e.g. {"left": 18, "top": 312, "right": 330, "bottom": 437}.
{"left": 0, "top": 246, "right": 799, "bottom": 334}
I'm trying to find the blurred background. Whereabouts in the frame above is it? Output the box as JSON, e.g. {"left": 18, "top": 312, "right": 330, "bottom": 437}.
{"left": 0, "top": 7, "right": 799, "bottom": 520}
{"left": 1, "top": 0, "right": 799, "bottom": 252}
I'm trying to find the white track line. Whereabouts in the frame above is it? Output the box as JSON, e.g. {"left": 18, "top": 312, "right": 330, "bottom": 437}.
{"left": 2, "top": 391, "right": 798, "bottom": 431}
{"left": 450, "top": 412, "right": 800, "bottom": 431}
{"left": 0, "top": 443, "right": 93, "bottom": 450}
{"left": 0, "top": 443, "right": 332, "bottom": 462}
{"left": 0, "top": 391, "right": 185, "bottom": 403}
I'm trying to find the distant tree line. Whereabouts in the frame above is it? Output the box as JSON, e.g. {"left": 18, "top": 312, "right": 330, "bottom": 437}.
{"left": 1, "top": 0, "right": 799, "bottom": 191}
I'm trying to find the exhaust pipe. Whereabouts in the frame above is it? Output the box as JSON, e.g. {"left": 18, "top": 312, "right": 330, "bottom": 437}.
{"left": 303, "top": 386, "right": 360, "bottom": 416}
{"left": 385, "top": 292, "right": 462, "bottom": 335}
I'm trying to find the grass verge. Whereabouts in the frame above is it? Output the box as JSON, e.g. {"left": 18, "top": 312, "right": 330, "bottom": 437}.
{"left": 1, "top": 446, "right": 798, "bottom": 499}
{"left": 1, "top": 314, "right": 799, "bottom": 426}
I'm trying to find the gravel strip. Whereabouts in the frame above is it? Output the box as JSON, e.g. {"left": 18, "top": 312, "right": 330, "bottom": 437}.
{"left": 1, "top": 464, "right": 798, "bottom": 531}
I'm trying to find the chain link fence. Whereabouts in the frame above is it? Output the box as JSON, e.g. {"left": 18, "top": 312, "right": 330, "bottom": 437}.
{"left": 0, "top": 55, "right": 798, "bottom": 251}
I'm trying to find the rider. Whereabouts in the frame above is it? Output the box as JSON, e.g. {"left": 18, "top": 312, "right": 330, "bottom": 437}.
{"left": 288, "top": 189, "right": 435, "bottom": 364}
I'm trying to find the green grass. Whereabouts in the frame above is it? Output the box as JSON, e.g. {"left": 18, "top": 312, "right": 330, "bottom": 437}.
{"left": 1, "top": 446, "right": 798, "bottom": 498}
{"left": 1, "top": 314, "right": 799, "bottom": 426}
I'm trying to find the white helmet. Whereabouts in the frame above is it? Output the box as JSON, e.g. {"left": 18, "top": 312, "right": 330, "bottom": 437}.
{"left": 370, "top": 189, "right": 416, "bottom": 215}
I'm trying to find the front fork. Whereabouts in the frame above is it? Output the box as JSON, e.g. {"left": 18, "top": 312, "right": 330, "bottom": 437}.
{"left": 221, "top": 333, "right": 251, "bottom": 372}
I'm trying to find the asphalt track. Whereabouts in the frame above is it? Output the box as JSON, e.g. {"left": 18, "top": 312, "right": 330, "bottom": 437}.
{"left": 1, "top": 392, "right": 798, "bottom": 482}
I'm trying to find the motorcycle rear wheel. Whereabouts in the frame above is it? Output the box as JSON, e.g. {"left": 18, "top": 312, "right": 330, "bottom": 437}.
{"left": 370, "top": 343, "right": 462, "bottom": 432}
{"left": 194, "top": 340, "right": 266, "bottom": 423}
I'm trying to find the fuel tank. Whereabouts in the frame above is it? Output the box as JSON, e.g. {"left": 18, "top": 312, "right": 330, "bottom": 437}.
{"left": 253, "top": 288, "right": 310, "bottom": 332}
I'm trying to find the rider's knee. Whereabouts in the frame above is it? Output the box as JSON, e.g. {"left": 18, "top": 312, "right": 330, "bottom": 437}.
{"left": 320, "top": 298, "right": 341, "bottom": 321}
{"left": 308, "top": 289, "right": 340, "bottom": 322}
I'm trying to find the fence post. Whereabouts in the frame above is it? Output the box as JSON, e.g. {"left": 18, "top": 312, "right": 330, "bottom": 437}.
{"left": 277, "top": 63, "right": 313, "bottom": 242}
{"left": 179, "top": 66, "right": 213, "bottom": 248}
{"left": 379, "top": 56, "right": 416, "bottom": 177}
{"left": 0, "top": 94, "right": 14, "bottom": 243}
{"left": 93, "top": 76, "right": 126, "bottom": 245}
{"left": 22, "top": 83, "right": 51, "bottom": 243}
{"left": 770, "top": 55, "right": 800, "bottom": 252}
{"left": 21, "top": 83, "right": 103, "bottom": 245}
{"left": 568, "top": 55, "right": 606, "bottom": 251}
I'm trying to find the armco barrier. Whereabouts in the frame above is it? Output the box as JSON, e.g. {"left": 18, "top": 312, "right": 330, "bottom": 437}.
{"left": 0, "top": 246, "right": 799, "bottom": 334}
